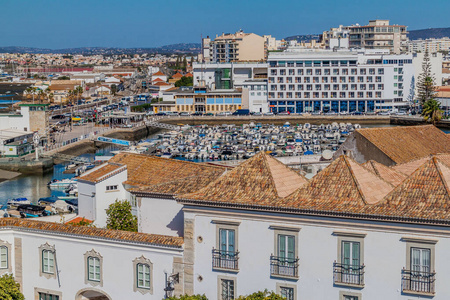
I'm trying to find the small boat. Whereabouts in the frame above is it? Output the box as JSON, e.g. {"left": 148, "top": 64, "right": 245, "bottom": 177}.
{"left": 17, "top": 204, "right": 47, "bottom": 218}
{"left": 38, "top": 196, "right": 59, "bottom": 205}
{"left": 48, "top": 179, "right": 77, "bottom": 189}
{"left": 7, "top": 197, "right": 31, "bottom": 207}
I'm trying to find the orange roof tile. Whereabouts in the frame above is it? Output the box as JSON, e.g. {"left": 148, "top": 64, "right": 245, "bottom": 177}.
{"left": 152, "top": 71, "right": 165, "bottom": 76}
{"left": 184, "top": 72, "right": 193, "bottom": 77}
{"left": 152, "top": 78, "right": 164, "bottom": 82}
{"left": 153, "top": 82, "right": 171, "bottom": 86}
{"left": 362, "top": 160, "right": 407, "bottom": 186}
{"left": 65, "top": 216, "right": 93, "bottom": 224}
{"left": 393, "top": 154, "right": 450, "bottom": 176}
{"left": 109, "top": 153, "right": 226, "bottom": 195}
{"left": 0, "top": 218, "right": 183, "bottom": 247}
{"left": 172, "top": 72, "right": 183, "bottom": 78}
{"left": 282, "top": 156, "right": 393, "bottom": 211}
{"left": 179, "top": 153, "right": 307, "bottom": 206}
{"left": 78, "top": 163, "right": 126, "bottom": 183}
{"left": 365, "top": 157, "right": 450, "bottom": 220}
{"left": 356, "top": 125, "right": 450, "bottom": 164}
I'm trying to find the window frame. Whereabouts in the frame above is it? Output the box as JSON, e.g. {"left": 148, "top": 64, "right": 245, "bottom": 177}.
{"left": 0, "top": 240, "right": 11, "bottom": 275}
{"left": 38, "top": 243, "right": 56, "bottom": 279}
{"left": 334, "top": 232, "right": 366, "bottom": 287}
{"left": 276, "top": 282, "right": 297, "bottom": 300}
{"left": 35, "top": 288, "right": 62, "bottom": 300}
{"left": 339, "top": 291, "right": 362, "bottom": 300}
{"left": 217, "top": 275, "right": 236, "bottom": 300}
{"left": 133, "top": 256, "right": 153, "bottom": 294}
{"left": 84, "top": 249, "right": 103, "bottom": 287}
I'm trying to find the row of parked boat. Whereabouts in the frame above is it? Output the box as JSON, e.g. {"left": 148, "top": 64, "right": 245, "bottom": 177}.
{"left": 0, "top": 178, "right": 79, "bottom": 218}
{"left": 147, "top": 122, "right": 359, "bottom": 161}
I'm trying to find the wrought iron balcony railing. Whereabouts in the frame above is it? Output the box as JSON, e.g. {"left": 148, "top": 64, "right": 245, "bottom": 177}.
{"left": 402, "top": 269, "right": 436, "bottom": 295}
{"left": 270, "top": 255, "right": 299, "bottom": 278}
{"left": 212, "top": 249, "right": 239, "bottom": 271}
{"left": 333, "top": 262, "right": 365, "bottom": 286}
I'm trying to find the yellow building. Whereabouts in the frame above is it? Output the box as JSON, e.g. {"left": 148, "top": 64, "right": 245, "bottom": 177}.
{"left": 211, "top": 31, "right": 265, "bottom": 63}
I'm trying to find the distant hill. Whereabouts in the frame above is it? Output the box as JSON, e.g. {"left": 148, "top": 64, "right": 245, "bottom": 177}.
{"left": 284, "top": 34, "right": 321, "bottom": 42}
{"left": 0, "top": 43, "right": 201, "bottom": 55}
{"left": 408, "top": 27, "right": 450, "bottom": 40}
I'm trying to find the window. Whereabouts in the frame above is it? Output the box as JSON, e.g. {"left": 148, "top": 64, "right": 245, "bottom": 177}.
{"left": 334, "top": 232, "right": 365, "bottom": 287}
{"left": 39, "top": 243, "right": 56, "bottom": 279}
{"left": 218, "top": 277, "right": 236, "bottom": 300}
{"left": 402, "top": 238, "right": 436, "bottom": 295}
{"left": 42, "top": 250, "right": 55, "bottom": 274}
{"left": 133, "top": 256, "right": 153, "bottom": 294}
{"left": 271, "top": 226, "right": 299, "bottom": 279}
{"left": 106, "top": 185, "right": 118, "bottom": 191}
{"left": 0, "top": 246, "right": 7, "bottom": 269}
{"left": 339, "top": 291, "right": 362, "bottom": 300}
{"left": 213, "top": 221, "right": 239, "bottom": 271}
{"left": 277, "top": 283, "right": 297, "bottom": 300}
{"left": 39, "top": 293, "right": 59, "bottom": 300}
{"left": 88, "top": 257, "right": 101, "bottom": 282}
{"left": 84, "top": 249, "right": 103, "bottom": 286}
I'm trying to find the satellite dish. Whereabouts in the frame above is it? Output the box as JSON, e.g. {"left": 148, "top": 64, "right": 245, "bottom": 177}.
{"left": 322, "top": 150, "right": 333, "bottom": 160}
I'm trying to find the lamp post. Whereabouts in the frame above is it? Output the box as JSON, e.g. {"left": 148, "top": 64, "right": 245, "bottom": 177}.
{"left": 33, "top": 132, "right": 40, "bottom": 161}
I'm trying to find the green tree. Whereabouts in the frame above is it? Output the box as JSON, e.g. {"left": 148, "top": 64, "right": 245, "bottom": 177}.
{"left": 0, "top": 274, "right": 24, "bottom": 300}
{"left": 166, "top": 295, "right": 208, "bottom": 300}
{"left": 190, "top": 56, "right": 194, "bottom": 66}
{"left": 237, "top": 290, "right": 286, "bottom": 300}
{"left": 183, "top": 56, "right": 187, "bottom": 71}
{"left": 106, "top": 200, "right": 138, "bottom": 232}
{"left": 422, "top": 98, "right": 443, "bottom": 125}
{"left": 416, "top": 50, "right": 437, "bottom": 106}
{"left": 175, "top": 76, "right": 193, "bottom": 87}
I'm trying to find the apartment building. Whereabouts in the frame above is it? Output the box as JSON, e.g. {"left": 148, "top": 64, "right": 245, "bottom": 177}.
{"left": 349, "top": 20, "right": 408, "bottom": 54}
{"left": 407, "top": 38, "right": 450, "bottom": 54}
{"left": 322, "top": 25, "right": 350, "bottom": 49}
{"left": 267, "top": 49, "right": 414, "bottom": 113}
{"left": 211, "top": 31, "right": 265, "bottom": 63}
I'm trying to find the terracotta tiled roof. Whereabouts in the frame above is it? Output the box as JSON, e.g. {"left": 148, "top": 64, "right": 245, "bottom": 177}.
{"left": 283, "top": 156, "right": 394, "bottom": 211}
{"left": 393, "top": 154, "right": 450, "bottom": 176}
{"left": 362, "top": 160, "right": 407, "bottom": 186}
{"left": 0, "top": 218, "right": 183, "bottom": 247}
{"left": 172, "top": 72, "right": 183, "bottom": 78}
{"left": 364, "top": 157, "right": 450, "bottom": 220}
{"left": 152, "top": 71, "right": 165, "bottom": 76}
{"left": 153, "top": 82, "right": 171, "bottom": 86}
{"left": 78, "top": 163, "right": 126, "bottom": 183}
{"left": 184, "top": 72, "right": 193, "bottom": 77}
{"left": 109, "top": 153, "right": 226, "bottom": 195}
{"left": 179, "top": 153, "right": 307, "bottom": 206}
{"left": 356, "top": 125, "right": 450, "bottom": 164}
{"left": 152, "top": 78, "right": 164, "bottom": 82}
{"left": 65, "top": 216, "right": 93, "bottom": 224}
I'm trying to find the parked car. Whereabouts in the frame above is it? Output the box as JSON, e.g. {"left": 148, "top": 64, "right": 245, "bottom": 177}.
{"left": 277, "top": 111, "right": 290, "bottom": 115}
{"left": 263, "top": 112, "right": 274, "bottom": 116}
{"left": 232, "top": 109, "right": 250, "bottom": 116}
{"left": 192, "top": 112, "right": 204, "bottom": 116}
{"left": 155, "top": 112, "right": 167, "bottom": 116}
{"left": 204, "top": 112, "right": 214, "bottom": 116}
{"left": 252, "top": 112, "right": 262, "bottom": 116}
{"left": 351, "top": 111, "right": 363, "bottom": 115}
{"left": 179, "top": 112, "right": 190, "bottom": 116}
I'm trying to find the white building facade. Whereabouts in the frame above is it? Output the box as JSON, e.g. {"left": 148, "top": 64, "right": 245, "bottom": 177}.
{"left": 267, "top": 49, "right": 415, "bottom": 113}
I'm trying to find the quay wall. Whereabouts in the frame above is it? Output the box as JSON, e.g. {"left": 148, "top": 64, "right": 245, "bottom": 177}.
{"left": 390, "top": 116, "right": 450, "bottom": 128}
{"left": 159, "top": 115, "right": 391, "bottom": 126}
{"left": 0, "top": 157, "right": 53, "bottom": 174}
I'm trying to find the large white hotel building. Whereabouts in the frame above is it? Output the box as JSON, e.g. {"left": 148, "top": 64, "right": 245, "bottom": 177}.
{"left": 267, "top": 49, "right": 414, "bottom": 113}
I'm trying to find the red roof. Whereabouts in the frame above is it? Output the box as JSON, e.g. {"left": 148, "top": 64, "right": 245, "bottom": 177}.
{"left": 153, "top": 82, "right": 171, "bottom": 86}
{"left": 65, "top": 216, "right": 93, "bottom": 225}
{"left": 153, "top": 71, "right": 165, "bottom": 76}
{"left": 185, "top": 72, "right": 193, "bottom": 77}
{"left": 172, "top": 72, "right": 183, "bottom": 78}
{"left": 152, "top": 78, "right": 164, "bottom": 83}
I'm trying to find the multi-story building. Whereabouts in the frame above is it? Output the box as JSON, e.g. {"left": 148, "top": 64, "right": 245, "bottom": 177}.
{"left": 267, "top": 49, "right": 414, "bottom": 113}
{"left": 407, "top": 38, "right": 450, "bottom": 54}
{"left": 210, "top": 31, "right": 265, "bottom": 63}
{"left": 201, "top": 36, "right": 211, "bottom": 63}
{"left": 322, "top": 25, "right": 350, "bottom": 49}
{"left": 192, "top": 62, "right": 269, "bottom": 112}
{"left": 349, "top": 20, "right": 408, "bottom": 54}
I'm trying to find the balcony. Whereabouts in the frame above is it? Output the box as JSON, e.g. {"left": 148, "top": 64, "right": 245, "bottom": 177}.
{"left": 402, "top": 269, "right": 435, "bottom": 295}
{"left": 333, "top": 262, "right": 365, "bottom": 287}
{"left": 270, "top": 255, "right": 299, "bottom": 279}
{"left": 212, "top": 249, "right": 239, "bottom": 271}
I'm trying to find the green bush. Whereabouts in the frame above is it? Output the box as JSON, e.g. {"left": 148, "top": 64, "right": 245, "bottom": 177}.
{"left": 166, "top": 295, "right": 208, "bottom": 300}
{"left": 0, "top": 274, "right": 24, "bottom": 300}
{"left": 106, "top": 200, "right": 138, "bottom": 232}
{"left": 238, "top": 290, "right": 286, "bottom": 300}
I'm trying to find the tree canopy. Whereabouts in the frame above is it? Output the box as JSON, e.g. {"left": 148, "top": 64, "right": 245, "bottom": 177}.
{"left": 422, "top": 98, "right": 443, "bottom": 125}
{"left": 106, "top": 200, "right": 138, "bottom": 232}
{"left": 175, "top": 76, "right": 193, "bottom": 87}
{"left": 416, "top": 50, "right": 437, "bottom": 106}
{"left": 0, "top": 274, "right": 24, "bottom": 300}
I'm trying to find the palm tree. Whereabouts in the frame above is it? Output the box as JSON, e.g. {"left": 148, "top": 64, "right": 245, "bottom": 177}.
{"left": 422, "top": 99, "right": 443, "bottom": 125}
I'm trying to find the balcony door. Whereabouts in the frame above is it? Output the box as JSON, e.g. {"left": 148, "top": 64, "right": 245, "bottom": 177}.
{"left": 219, "top": 228, "right": 235, "bottom": 254}
{"left": 411, "top": 248, "right": 430, "bottom": 273}
{"left": 341, "top": 241, "right": 360, "bottom": 284}
{"left": 278, "top": 235, "right": 295, "bottom": 262}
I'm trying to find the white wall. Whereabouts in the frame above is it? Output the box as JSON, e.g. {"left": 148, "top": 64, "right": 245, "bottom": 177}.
{"left": 186, "top": 207, "right": 450, "bottom": 300}
{"left": 0, "top": 229, "right": 182, "bottom": 300}
{"left": 138, "top": 196, "right": 184, "bottom": 237}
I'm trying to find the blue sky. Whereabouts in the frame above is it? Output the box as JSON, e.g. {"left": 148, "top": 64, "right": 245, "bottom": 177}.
{"left": 1, "top": 0, "right": 449, "bottom": 49}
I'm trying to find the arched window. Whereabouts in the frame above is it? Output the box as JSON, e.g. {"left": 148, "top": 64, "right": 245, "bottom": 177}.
{"left": 87, "top": 257, "right": 101, "bottom": 282}
{"left": 137, "top": 263, "right": 150, "bottom": 289}
{"left": 42, "top": 250, "right": 55, "bottom": 274}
